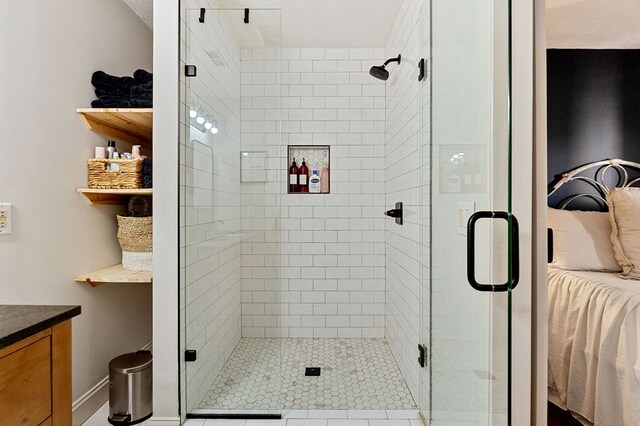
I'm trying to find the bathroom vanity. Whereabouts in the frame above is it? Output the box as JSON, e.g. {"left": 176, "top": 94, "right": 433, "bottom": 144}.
{"left": 0, "top": 305, "right": 81, "bottom": 426}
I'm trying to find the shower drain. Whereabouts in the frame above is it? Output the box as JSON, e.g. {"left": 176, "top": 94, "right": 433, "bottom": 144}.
{"left": 305, "top": 367, "right": 321, "bottom": 376}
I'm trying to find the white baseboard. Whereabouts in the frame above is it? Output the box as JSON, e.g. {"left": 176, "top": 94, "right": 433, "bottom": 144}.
{"left": 73, "top": 342, "right": 153, "bottom": 426}
{"left": 72, "top": 376, "right": 109, "bottom": 426}
{"left": 146, "top": 418, "right": 181, "bottom": 426}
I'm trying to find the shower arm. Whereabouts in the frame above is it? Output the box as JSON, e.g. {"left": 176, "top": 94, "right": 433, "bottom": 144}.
{"left": 383, "top": 55, "right": 401, "bottom": 67}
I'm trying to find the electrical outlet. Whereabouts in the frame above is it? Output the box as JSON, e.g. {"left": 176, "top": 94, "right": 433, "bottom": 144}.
{"left": 0, "top": 203, "right": 12, "bottom": 234}
{"left": 457, "top": 201, "right": 475, "bottom": 235}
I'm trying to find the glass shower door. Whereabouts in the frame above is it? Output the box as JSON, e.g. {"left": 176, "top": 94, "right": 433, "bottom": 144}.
{"left": 180, "top": 7, "right": 283, "bottom": 418}
{"left": 423, "top": 0, "right": 516, "bottom": 425}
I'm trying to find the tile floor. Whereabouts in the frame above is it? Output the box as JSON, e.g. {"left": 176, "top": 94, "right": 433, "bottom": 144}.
{"left": 84, "top": 404, "right": 422, "bottom": 426}
{"left": 195, "top": 338, "right": 416, "bottom": 411}
{"left": 184, "top": 410, "right": 423, "bottom": 426}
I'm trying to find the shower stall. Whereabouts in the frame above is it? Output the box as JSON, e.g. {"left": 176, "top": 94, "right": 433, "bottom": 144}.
{"left": 177, "top": 1, "right": 518, "bottom": 424}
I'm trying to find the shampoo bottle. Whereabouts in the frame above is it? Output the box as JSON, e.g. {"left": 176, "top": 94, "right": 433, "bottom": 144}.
{"left": 299, "top": 158, "right": 309, "bottom": 193}
{"left": 289, "top": 158, "right": 299, "bottom": 193}
{"left": 309, "top": 169, "right": 321, "bottom": 193}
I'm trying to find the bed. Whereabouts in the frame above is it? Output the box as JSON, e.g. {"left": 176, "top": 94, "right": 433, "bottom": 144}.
{"left": 547, "top": 159, "right": 640, "bottom": 425}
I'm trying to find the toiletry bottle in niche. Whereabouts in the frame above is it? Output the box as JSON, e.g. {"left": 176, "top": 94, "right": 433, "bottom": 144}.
{"left": 299, "top": 158, "right": 309, "bottom": 193}
{"left": 309, "top": 169, "right": 321, "bottom": 193}
{"left": 289, "top": 158, "right": 299, "bottom": 193}
{"left": 320, "top": 164, "right": 330, "bottom": 193}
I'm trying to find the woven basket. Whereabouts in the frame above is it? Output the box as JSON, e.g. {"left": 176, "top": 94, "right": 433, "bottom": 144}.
{"left": 116, "top": 215, "right": 152, "bottom": 253}
{"left": 88, "top": 159, "right": 142, "bottom": 189}
{"left": 122, "top": 251, "right": 152, "bottom": 271}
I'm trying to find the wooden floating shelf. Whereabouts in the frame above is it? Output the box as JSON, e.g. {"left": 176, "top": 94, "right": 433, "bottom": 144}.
{"left": 77, "top": 188, "right": 152, "bottom": 205}
{"left": 76, "top": 108, "right": 152, "bottom": 149}
{"left": 75, "top": 264, "right": 152, "bottom": 287}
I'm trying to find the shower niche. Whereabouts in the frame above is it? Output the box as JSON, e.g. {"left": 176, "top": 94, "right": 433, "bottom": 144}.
{"left": 287, "top": 145, "right": 330, "bottom": 194}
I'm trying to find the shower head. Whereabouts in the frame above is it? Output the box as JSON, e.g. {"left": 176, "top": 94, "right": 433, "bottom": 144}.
{"left": 369, "top": 54, "right": 401, "bottom": 81}
{"left": 369, "top": 65, "right": 390, "bottom": 81}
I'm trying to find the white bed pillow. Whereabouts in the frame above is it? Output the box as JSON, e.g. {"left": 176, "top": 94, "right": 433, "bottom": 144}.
{"left": 548, "top": 207, "right": 621, "bottom": 272}
{"left": 607, "top": 188, "right": 640, "bottom": 279}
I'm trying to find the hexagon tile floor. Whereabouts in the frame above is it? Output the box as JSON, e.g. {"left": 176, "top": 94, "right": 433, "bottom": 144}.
{"left": 196, "top": 338, "right": 417, "bottom": 410}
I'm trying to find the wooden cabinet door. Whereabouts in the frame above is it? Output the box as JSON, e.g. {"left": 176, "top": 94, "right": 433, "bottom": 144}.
{"left": 0, "top": 337, "right": 52, "bottom": 426}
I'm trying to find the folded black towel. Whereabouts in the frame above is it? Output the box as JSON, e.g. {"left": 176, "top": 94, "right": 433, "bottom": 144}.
{"left": 142, "top": 158, "right": 152, "bottom": 188}
{"left": 130, "top": 81, "right": 153, "bottom": 96}
{"left": 90, "top": 70, "right": 153, "bottom": 107}
{"left": 91, "top": 71, "right": 134, "bottom": 97}
{"left": 91, "top": 96, "right": 133, "bottom": 108}
{"left": 133, "top": 69, "right": 153, "bottom": 84}
{"left": 91, "top": 97, "right": 151, "bottom": 108}
{"left": 131, "top": 92, "right": 153, "bottom": 101}
{"left": 131, "top": 98, "right": 152, "bottom": 107}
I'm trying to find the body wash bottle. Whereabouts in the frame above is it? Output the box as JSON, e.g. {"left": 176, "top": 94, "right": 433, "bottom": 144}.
{"left": 309, "top": 169, "right": 321, "bottom": 193}
{"left": 299, "top": 158, "right": 309, "bottom": 193}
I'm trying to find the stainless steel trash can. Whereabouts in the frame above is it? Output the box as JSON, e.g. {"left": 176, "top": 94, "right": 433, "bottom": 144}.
{"left": 108, "top": 350, "right": 152, "bottom": 425}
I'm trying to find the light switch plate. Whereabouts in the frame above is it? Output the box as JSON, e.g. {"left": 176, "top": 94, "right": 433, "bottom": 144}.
{"left": 457, "top": 201, "right": 475, "bottom": 235}
{"left": 0, "top": 203, "right": 12, "bottom": 234}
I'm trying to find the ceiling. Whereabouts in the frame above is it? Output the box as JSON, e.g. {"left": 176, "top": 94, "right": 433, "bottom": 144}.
{"left": 122, "top": 0, "right": 404, "bottom": 47}
{"left": 123, "top": 0, "right": 640, "bottom": 49}
{"left": 547, "top": 0, "right": 640, "bottom": 48}
{"left": 122, "top": 0, "right": 153, "bottom": 29}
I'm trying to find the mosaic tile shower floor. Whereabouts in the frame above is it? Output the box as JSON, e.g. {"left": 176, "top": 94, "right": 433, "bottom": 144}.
{"left": 197, "top": 338, "right": 417, "bottom": 410}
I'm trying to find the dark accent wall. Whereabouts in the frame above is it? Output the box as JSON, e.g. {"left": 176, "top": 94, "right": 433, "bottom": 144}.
{"left": 547, "top": 49, "right": 640, "bottom": 209}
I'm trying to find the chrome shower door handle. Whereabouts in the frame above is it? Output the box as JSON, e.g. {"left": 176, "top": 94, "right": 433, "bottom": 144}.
{"left": 466, "top": 211, "right": 520, "bottom": 292}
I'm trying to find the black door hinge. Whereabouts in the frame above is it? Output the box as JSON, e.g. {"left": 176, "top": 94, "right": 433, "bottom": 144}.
{"left": 548, "top": 228, "right": 553, "bottom": 263}
{"left": 199, "top": 8, "right": 205, "bottom": 23}
{"left": 244, "top": 8, "right": 250, "bottom": 24}
{"left": 185, "top": 350, "right": 197, "bottom": 362}
{"left": 185, "top": 65, "right": 197, "bottom": 77}
{"left": 418, "top": 58, "right": 426, "bottom": 81}
{"left": 418, "top": 344, "right": 427, "bottom": 368}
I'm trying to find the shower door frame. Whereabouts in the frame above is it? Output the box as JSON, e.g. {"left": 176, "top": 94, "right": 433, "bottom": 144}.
{"left": 419, "top": 0, "right": 533, "bottom": 425}
{"left": 179, "top": 6, "right": 285, "bottom": 420}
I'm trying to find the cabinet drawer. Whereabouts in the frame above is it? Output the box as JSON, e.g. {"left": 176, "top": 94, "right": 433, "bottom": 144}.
{"left": 0, "top": 337, "right": 52, "bottom": 426}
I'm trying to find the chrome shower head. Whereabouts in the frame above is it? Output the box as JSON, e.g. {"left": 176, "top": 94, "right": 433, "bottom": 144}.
{"left": 369, "top": 54, "right": 401, "bottom": 81}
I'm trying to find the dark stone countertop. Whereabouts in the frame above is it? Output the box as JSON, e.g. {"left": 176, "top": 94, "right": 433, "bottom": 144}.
{"left": 0, "top": 305, "right": 81, "bottom": 350}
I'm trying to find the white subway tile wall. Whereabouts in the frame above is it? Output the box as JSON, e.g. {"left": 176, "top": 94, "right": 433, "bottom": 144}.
{"left": 384, "top": 0, "right": 429, "bottom": 403}
{"left": 180, "top": 8, "right": 243, "bottom": 413}
{"left": 240, "top": 47, "right": 388, "bottom": 339}
{"left": 178, "top": 2, "right": 434, "bottom": 415}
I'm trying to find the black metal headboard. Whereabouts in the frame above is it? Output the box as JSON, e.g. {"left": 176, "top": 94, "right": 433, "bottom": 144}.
{"left": 548, "top": 158, "right": 640, "bottom": 211}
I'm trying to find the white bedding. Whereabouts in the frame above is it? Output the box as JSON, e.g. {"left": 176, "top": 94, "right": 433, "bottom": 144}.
{"left": 548, "top": 267, "right": 640, "bottom": 425}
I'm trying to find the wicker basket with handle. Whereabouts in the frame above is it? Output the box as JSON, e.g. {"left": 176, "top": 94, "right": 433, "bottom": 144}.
{"left": 117, "top": 215, "right": 152, "bottom": 270}
{"left": 88, "top": 159, "right": 142, "bottom": 189}
{"left": 117, "top": 215, "right": 152, "bottom": 252}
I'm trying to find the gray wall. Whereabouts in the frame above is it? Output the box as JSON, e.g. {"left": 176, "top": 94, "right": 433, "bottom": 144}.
{"left": 0, "top": 0, "right": 153, "bottom": 402}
